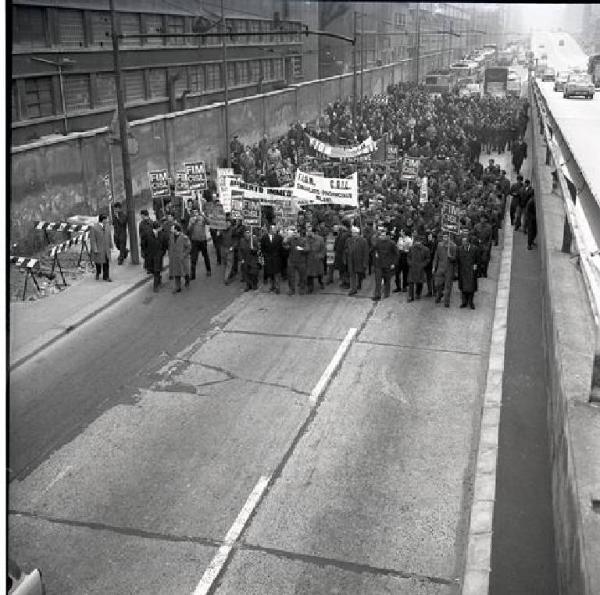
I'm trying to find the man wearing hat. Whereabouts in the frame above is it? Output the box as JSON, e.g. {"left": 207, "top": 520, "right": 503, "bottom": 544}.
{"left": 371, "top": 228, "right": 399, "bottom": 301}
{"left": 112, "top": 201, "right": 129, "bottom": 265}
{"left": 345, "top": 226, "right": 369, "bottom": 296}
{"left": 138, "top": 209, "right": 153, "bottom": 273}
{"left": 406, "top": 234, "right": 430, "bottom": 302}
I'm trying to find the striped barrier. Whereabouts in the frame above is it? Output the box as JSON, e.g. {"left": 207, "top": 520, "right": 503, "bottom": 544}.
{"left": 10, "top": 255, "right": 41, "bottom": 301}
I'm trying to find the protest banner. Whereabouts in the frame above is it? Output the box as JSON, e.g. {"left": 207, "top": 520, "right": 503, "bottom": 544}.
{"left": 419, "top": 176, "right": 429, "bottom": 204}
{"left": 292, "top": 169, "right": 358, "bottom": 207}
{"left": 401, "top": 157, "right": 420, "bottom": 182}
{"left": 217, "top": 168, "right": 241, "bottom": 213}
{"left": 185, "top": 161, "right": 207, "bottom": 191}
{"left": 204, "top": 201, "right": 227, "bottom": 230}
{"left": 306, "top": 134, "right": 378, "bottom": 161}
{"left": 441, "top": 200, "right": 461, "bottom": 235}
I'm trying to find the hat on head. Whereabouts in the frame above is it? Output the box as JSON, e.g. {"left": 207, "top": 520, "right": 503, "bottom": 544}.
{"left": 140, "top": 209, "right": 149, "bottom": 216}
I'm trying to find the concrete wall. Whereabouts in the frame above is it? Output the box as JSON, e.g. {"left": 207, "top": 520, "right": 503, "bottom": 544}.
{"left": 10, "top": 57, "right": 414, "bottom": 252}
{"left": 530, "top": 90, "right": 600, "bottom": 595}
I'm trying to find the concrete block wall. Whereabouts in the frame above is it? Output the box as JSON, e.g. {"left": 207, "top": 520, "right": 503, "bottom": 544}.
{"left": 9, "top": 58, "right": 412, "bottom": 252}
{"left": 530, "top": 91, "right": 600, "bottom": 595}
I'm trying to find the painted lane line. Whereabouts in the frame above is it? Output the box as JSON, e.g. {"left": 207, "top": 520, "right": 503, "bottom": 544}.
{"left": 309, "top": 327, "right": 358, "bottom": 406}
{"left": 193, "top": 475, "right": 270, "bottom": 595}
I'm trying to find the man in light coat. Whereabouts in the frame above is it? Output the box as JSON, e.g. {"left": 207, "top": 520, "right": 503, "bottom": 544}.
{"left": 346, "top": 226, "right": 369, "bottom": 296}
{"left": 90, "top": 213, "right": 113, "bottom": 282}
{"left": 432, "top": 231, "right": 457, "bottom": 308}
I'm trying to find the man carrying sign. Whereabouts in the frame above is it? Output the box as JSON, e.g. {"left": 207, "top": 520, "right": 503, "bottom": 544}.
{"left": 187, "top": 208, "right": 212, "bottom": 280}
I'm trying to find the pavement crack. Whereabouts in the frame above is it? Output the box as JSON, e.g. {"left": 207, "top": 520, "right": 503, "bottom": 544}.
{"left": 240, "top": 377, "right": 310, "bottom": 397}
{"left": 8, "top": 509, "right": 222, "bottom": 549}
{"left": 356, "top": 339, "right": 482, "bottom": 357}
{"left": 222, "top": 329, "right": 340, "bottom": 343}
{"left": 239, "top": 541, "right": 459, "bottom": 586}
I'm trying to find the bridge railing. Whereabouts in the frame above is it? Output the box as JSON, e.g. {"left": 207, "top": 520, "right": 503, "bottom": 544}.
{"left": 530, "top": 77, "right": 600, "bottom": 402}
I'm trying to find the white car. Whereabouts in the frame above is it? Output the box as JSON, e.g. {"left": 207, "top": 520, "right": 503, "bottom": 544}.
{"left": 564, "top": 74, "right": 595, "bottom": 99}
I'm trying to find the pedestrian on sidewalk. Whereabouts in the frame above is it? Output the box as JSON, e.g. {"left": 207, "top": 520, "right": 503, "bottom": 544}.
{"left": 239, "top": 227, "right": 259, "bottom": 291}
{"left": 516, "top": 179, "right": 534, "bottom": 232}
{"left": 525, "top": 192, "right": 537, "bottom": 250}
{"left": 221, "top": 218, "right": 235, "bottom": 285}
{"left": 509, "top": 175, "right": 524, "bottom": 226}
{"left": 112, "top": 202, "right": 129, "bottom": 265}
{"left": 457, "top": 233, "right": 480, "bottom": 310}
{"left": 138, "top": 209, "right": 153, "bottom": 273}
{"left": 90, "top": 214, "right": 113, "bottom": 282}
{"left": 170, "top": 224, "right": 191, "bottom": 293}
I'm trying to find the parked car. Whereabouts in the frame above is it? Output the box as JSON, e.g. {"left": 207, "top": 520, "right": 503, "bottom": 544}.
{"left": 563, "top": 73, "right": 595, "bottom": 99}
{"left": 541, "top": 67, "right": 556, "bottom": 82}
{"left": 7, "top": 559, "right": 45, "bottom": 595}
{"left": 554, "top": 73, "right": 569, "bottom": 91}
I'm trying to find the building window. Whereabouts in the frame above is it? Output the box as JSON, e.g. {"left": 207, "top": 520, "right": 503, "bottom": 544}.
{"left": 124, "top": 70, "right": 145, "bottom": 103}
{"left": 166, "top": 15, "right": 185, "bottom": 45}
{"left": 236, "top": 62, "right": 249, "bottom": 85}
{"left": 188, "top": 65, "right": 204, "bottom": 93}
{"left": 24, "top": 77, "right": 54, "bottom": 119}
{"left": 227, "top": 62, "right": 236, "bottom": 86}
{"left": 170, "top": 67, "right": 188, "bottom": 97}
{"left": 248, "top": 20, "right": 261, "bottom": 43}
{"left": 249, "top": 60, "right": 261, "bottom": 82}
{"left": 144, "top": 14, "right": 163, "bottom": 46}
{"left": 273, "top": 59, "right": 283, "bottom": 80}
{"left": 64, "top": 75, "right": 91, "bottom": 111}
{"left": 259, "top": 20, "right": 271, "bottom": 42}
{"left": 90, "top": 11, "right": 112, "bottom": 47}
{"left": 14, "top": 6, "right": 47, "bottom": 48}
{"left": 395, "top": 13, "right": 407, "bottom": 28}
{"left": 12, "top": 82, "right": 20, "bottom": 121}
{"left": 120, "top": 13, "right": 141, "bottom": 47}
{"left": 262, "top": 59, "right": 273, "bottom": 81}
{"left": 149, "top": 68, "right": 167, "bottom": 98}
{"left": 57, "top": 9, "right": 85, "bottom": 47}
{"left": 206, "top": 63, "right": 222, "bottom": 90}
{"left": 95, "top": 73, "right": 116, "bottom": 107}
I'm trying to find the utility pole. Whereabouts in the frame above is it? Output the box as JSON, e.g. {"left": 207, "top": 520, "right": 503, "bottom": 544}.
{"left": 109, "top": 0, "right": 139, "bottom": 264}
{"left": 360, "top": 12, "right": 365, "bottom": 121}
{"left": 415, "top": 3, "right": 421, "bottom": 84}
{"left": 221, "top": 0, "right": 230, "bottom": 168}
{"left": 353, "top": 11, "right": 358, "bottom": 125}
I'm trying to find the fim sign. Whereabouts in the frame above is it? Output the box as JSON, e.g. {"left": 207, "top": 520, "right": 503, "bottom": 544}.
{"left": 185, "top": 161, "right": 207, "bottom": 191}
{"left": 401, "top": 157, "right": 420, "bottom": 181}
{"left": 148, "top": 170, "right": 170, "bottom": 198}
{"left": 441, "top": 200, "right": 461, "bottom": 234}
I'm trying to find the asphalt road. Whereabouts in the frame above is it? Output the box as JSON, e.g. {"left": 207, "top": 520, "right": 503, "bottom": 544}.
{"left": 9, "top": 238, "right": 503, "bottom": 593}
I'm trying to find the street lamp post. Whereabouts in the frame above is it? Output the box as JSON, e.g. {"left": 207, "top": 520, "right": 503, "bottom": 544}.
{"left": 353, "top": 12, "right": 358, "bottom": 124}
{"left": 109, "top": 0, "right": 139, "bottom": 265}
{"left": 221, "top": 0, "right": 230, "bottom": 168}
{"left": 30, "top": 56, "right": 74, "bottom": 135}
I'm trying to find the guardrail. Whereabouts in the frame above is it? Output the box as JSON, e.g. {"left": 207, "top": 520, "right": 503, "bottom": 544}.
{"left": 530, "top": 78, "right": 600, "bottom": 402}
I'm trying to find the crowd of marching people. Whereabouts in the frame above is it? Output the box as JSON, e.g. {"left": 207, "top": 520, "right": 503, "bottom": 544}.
{"left": 99, "top": 81, "right": 536, "bottom": 309}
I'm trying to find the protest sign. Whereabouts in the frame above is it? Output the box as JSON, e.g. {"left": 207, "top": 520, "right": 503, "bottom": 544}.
{"left": 241, "top": 198, "right": 261, "bottom": 226}
{"left": 185, "top": 161, "right": 207, "bottom": 191}
{"left": 401, "top": 157, "right": 420, "bottom": 181}
{"left": 441, "top": 200, "right": 461, "bottom": 235}
{"left": 174, "top": 170, "right": 191, "bottom": 197}
{"left": 293, "top": 170, "right": 358, "bottom": 207}
{"left": 204, "top": 202, "right": 227, "bottom": 230}
{"left": 419, "top": 177, "right": 429, "bottom": 204}
{"left": 148, "top": 170, "right": 170, "bottom": 198}
{"left": 217, "top": 168, "right": 241, "bottom": 213}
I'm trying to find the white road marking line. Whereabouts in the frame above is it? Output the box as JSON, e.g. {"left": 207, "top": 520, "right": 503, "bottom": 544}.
{"left": 309, "top": 327, "right": 358, "bottom": 406}
{"left": 193, "top": 475, "right": 270, "bottom": 595}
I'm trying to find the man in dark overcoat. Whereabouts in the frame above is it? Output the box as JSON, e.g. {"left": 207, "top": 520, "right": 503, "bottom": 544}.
{"left": 371, "top": 228, "right": 399, "bottom": 301}
{"left": 112, "top": 202, "right": 128, "bottom": 265}
{"left": 407, "top": 235, "right": 431, "bottom": 302}
{"left": 260, "top": 224, "right": 284, "bottom": 293}
{"left": 142, "top": 221, "right": 169, "bottom": 292}
{"left": 457, "top": 233, "right": 480, "bottom": 309}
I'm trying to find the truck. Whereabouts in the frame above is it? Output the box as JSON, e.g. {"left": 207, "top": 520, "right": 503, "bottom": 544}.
{"left": 484, "top": 66, "right": 508, "bottom": 97}
{"left": 588, "top": 54, "right": 600, "bottom": 87}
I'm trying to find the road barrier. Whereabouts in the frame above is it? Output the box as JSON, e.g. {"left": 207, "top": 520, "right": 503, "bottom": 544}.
{"left": 531, "top": 79, "right": 600, "bottom": 402}
{"left": 9, "top": 256, "right": 41, "bottom": 301}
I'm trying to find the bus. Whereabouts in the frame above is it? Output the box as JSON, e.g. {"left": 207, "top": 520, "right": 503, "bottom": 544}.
{"left": 484, "top": 67, "right": 508, "bottom": 97}
{"left": 424, "top": 70, "right": 457, "bottom": 94}
{"left": 588, "top": 54, "right": 600, "bottom": 87}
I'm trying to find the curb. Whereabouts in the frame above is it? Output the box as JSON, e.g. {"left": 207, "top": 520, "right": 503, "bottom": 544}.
{"left": 9, "top": 272, "right": 153, "bottom": 372}
{"left": 461, "top": 208, "right": 514, "bottom": 594}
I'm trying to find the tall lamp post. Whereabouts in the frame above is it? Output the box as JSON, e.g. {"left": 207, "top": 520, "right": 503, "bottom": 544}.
{"left": 30, "top": 56, "right": 74, "bottom": 135}
{"left": 109, "top": 0, "right": 139, "bottom": 265}
{"left": 221, "top": 0, "right": 231, "bottom": 168}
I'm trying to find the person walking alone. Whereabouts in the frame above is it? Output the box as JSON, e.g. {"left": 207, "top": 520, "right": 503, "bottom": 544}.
{"left": 90, "top": 213, "right": 113, "bottom": 282}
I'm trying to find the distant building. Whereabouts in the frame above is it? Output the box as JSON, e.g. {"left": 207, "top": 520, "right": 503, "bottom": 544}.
{"left": 11, "top": 0, "right": 318, "bottom": 146}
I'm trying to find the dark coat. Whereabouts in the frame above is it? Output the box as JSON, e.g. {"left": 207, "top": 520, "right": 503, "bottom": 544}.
{"left": 372, "top": 236, "right": 399, "bottom": 270}
{"left": 407, "top": 242, "right": 431, "bottom": 283}
{"left": 345, "top": 235, "right": 369, "bottom": 274}
{"left": 432, "top": 240, "right": 457, "bottom": 280}
{"left": 112, "top": 211, "right": 128, "bottom": 249}
{"left": 142, "top": 231, "right": 169, "bottom": 274}
{"left": 457, "top": 244, "right": 479, "bottom": 293}
{"left": 139, "top": 219, "right": 153, "bottom": 258}
{"left": 240, "top": 236, "right": 259, "bottom": 273}
{"left": 260, "top": 232, "right": 284, "bottom": 275}
{"left": 334, "top": 228, "right": 350, "bottom": 269}
{"left": 286, "top": 235, "right": 308, "bottom": 265}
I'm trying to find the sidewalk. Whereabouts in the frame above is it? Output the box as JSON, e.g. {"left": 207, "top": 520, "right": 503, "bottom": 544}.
{"left": 9, "top": 247, "right": 152, "bottom": 370}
